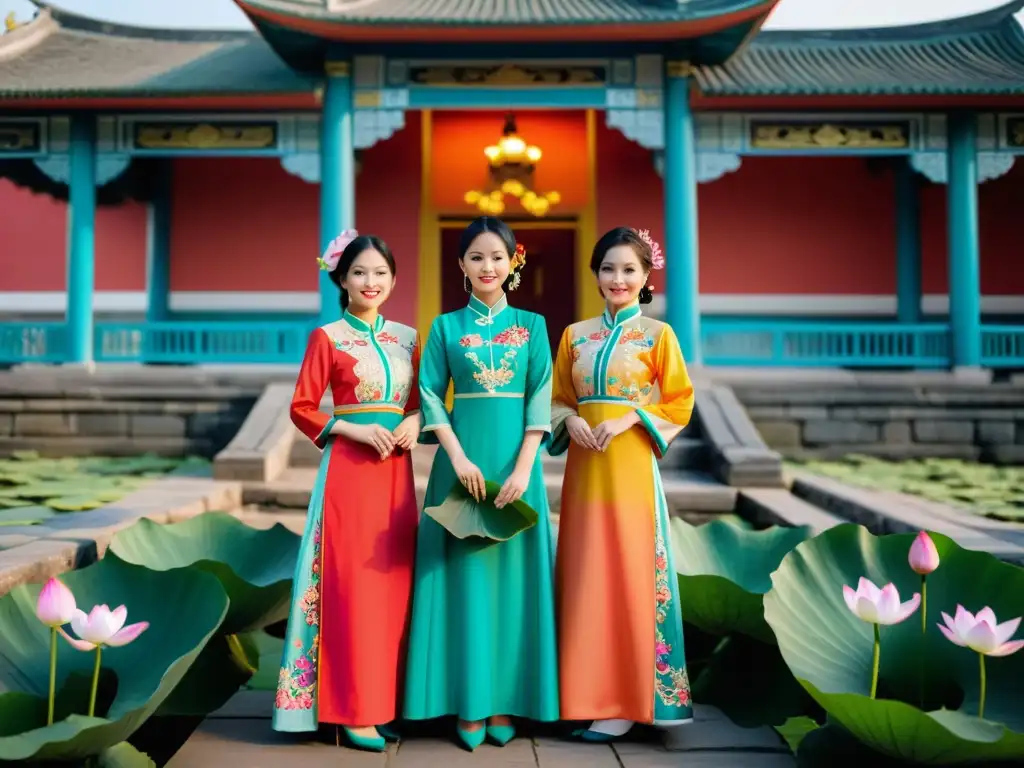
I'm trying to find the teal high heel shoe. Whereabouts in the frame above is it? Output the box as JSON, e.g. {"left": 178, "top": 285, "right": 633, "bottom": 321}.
{"left": 377, "top": 723, "right": 400, "bottom": 743}
{"left": 486, "top": 723, "right": 516, "bottom": 746}
{"left": 337, "top": 726, "right": 386, "bottom": 752}
{"left": 456, "top": 724, "right": 486, "bottom": 751}
{"left": 572, "top": 728, "right": 617, "bottom": 743}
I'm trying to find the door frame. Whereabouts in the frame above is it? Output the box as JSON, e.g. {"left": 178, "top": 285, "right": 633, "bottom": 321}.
{"left": 416, "top": 109, "right": 603, "bottom": 340}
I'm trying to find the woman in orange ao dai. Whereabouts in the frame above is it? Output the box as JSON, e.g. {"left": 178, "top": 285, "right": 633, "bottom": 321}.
{"left": 551, "top": 226, "right": 696, "bottom": 741}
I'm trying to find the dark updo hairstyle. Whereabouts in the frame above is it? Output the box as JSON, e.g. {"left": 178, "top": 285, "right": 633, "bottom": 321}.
{"left": 327, "top": 234, "right": 397, "bottom": 311}
{"left": 589, "top": 226, "right": 655, "bottom": 305}
{"left": 458, "top": 216, "right": 518, "bottom": 287}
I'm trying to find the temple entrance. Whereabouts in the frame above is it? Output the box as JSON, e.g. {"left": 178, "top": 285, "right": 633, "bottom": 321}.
{"left": 440, "top": 222, "right": 577, "bottom": 355}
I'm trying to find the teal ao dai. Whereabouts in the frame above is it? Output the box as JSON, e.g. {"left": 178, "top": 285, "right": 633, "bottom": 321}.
{"left": 403, "top": 293, "right": 560, "bottom": 722}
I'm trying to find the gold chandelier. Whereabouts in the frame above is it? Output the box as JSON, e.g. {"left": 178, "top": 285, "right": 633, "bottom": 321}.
{"left": 464, "top": 113, "right": 561, "bottom": 217}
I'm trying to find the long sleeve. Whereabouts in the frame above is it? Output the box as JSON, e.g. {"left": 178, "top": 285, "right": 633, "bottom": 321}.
{"left": 291, "top": 328, "right": 333, "bottom": 448}
{"left": 637, "top": 324, "right": 695, "bottom": 458}
{"left": 418, "top": 318, "right": 451, "bottom": 444}
{"left": 549, "top": 325, "right": 578, "bottom": 456}
{"left": 524, "top": 313, "right": 553, "bottom": 436}
{"left": 404, "top": 335, "right": 421, "bottom": 417}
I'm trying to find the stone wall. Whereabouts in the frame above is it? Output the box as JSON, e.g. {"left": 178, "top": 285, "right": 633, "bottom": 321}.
{"left": 0, "top": 369, "right": 277, "bottom": 458}
{"left": 730, "top": 380, "right": 1024, "bottom": 463}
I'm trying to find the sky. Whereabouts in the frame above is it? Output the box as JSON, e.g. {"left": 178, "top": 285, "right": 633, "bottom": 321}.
{"left": 0, "top": 0, "right": 1022, "bottom": 30}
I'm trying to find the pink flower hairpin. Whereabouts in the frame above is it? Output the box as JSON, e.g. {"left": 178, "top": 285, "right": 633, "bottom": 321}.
{"left": 317, "top": 228, "right": 359, "bottom": 272}
{"left": 637, "top": 228, "right": 664, "bottom": 270}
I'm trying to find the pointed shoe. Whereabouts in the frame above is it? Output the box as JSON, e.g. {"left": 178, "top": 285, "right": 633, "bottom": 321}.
{"left": 339, "top": 726, "right": 386, "bottom": 752}
{"left": 377, "top": 723, "right": 400, "bottom": 743}
{"left": 456, "top": 725, "right": 487, "bottom": 752}
{"left": 486, "top": 723, "right": 516, "bottom": 746}
{"left": 572, "top": 728, "right": 617, "bottom": 743}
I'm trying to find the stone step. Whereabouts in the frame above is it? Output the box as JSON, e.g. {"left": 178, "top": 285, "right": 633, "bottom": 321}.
{"left": 790, "top": 471, "right": 1024, "bottom": 564}
{"left": 243, "top": 464, "right": 737, "bottom": 520}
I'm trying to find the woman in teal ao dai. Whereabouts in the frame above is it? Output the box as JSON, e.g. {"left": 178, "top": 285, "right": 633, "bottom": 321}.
{"left": 403, "top": 216, "right": 559, "bottom": 750}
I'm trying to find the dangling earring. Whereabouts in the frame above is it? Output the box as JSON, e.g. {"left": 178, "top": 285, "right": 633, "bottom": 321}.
{"left": 463, "top": 275, "right": 471, "bottom": 293}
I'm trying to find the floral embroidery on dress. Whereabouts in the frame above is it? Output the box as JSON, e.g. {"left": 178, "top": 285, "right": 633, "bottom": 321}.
{"left": 376, "top": 332, "right": 399, "bottom": 345}
{"left": 355, "top": 380, "right": 385, "bottom": 402}
{"left": 276, "top": 522, "right": 322, "bottom": 711}
{"left": 333, "top": 338, "right": 369, "bottom": 352}
{"left": 619, "top": 328, "right": 653, "bottom": 348}
{"left": 466, "top": 350, "right": 517, "bottom": 393}
{"left": 493, "top": 325, "right": 530, "bottom": 347}
{"left": 460, "top": 333, "right": 485, "bottom": 348}
{"left": 654, "top": 521, "right": 691, "bottom": 708}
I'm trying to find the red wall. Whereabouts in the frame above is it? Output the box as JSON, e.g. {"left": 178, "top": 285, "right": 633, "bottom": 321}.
{"left": 594, "top": 120, "right": 1024, "bottom": 298}
{"left": 2, "top": 112, "right": 1022, "bottom": 318}
{"left": 167, "top": 112, "right": 421, "bottom": 324}
{"left": 0, "top": 179, "right": 147, "bottom": 292}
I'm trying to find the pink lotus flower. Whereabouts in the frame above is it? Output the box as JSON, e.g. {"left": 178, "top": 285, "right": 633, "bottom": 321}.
{"left": 909, "top": 531, "right": 940, "bottom": 575}
{"left": 938, "top": 606, "right": 1023, "bottom": 657}
{"left": 35, "top": 577, "right": 76, "bottom": 628}
{"left": 60, "top": 604, "right": 149, "bottom": 651}
{"left": 843, "top": 577, "right": 921, "bottom": 625}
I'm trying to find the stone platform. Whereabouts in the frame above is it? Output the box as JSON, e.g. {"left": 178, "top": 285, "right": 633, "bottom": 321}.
{"left": 169, "top": 691, "right": 794, "bottom": 768}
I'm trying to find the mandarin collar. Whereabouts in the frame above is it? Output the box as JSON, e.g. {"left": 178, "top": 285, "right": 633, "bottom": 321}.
{"left": 602, "top": 301, "right": 641, "bottom": 330}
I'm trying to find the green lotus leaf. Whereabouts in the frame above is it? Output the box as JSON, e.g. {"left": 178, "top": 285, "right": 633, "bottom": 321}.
{"left": 764, "top": 523, "right": 1024, "bottom": 764}
{"left": 106, "top": 513, "right": 300, "bottom": 716}
{"left": 98, "top": 741, "right": 157, "bottom": 768}
{"left": 776, "top": 716, "right": 820, "bottom": 754}
{"left": 670, "top": 518, "right": 811, "bottom": 642}
{"left": 45, "top": 497, "right": 106, "bottom": 512}
{"left": 0, "top": 507, "right": 54, "bottom": 526}
{"left": 692, "top": 633, "right": 815, "bottom": 728}
{"left": 107, "top": 513, "right": 300, "bottom": 635}
{"left": 424, "top": 480, "right": 539, "bottom": 542}
{"left": 243, "top": 630, "right": 285, "bottom": 692}
{"left": 0, "top": 556, "right": 228, "bottom": 762}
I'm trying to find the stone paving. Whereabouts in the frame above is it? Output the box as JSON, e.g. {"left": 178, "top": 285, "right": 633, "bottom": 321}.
{"left": 168, "top": 691, "right": 795, "bottom": 767}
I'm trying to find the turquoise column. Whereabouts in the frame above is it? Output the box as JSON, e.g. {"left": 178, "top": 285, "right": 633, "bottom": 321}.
{"left": 67, "top": 114, "right": 97, "bottom": 364}
{"left": 946, "top": 113, "right": 982, "bottom": 367}
{"left": 319, "top": 61, "right": 355, "bottom": 326}
{"left": 895, "top": 159, "right": 922, "bottom": 323}
{"left": 146, "top": 160, "right": 172, "bottom": 323}
{"left": 663, "top": 61, "right": 701, "bottom": 364}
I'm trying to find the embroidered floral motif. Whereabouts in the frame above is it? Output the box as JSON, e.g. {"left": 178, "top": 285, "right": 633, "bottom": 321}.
{"left": 493, "top": 325, "right": 530, "bottom": 347}
{"left": 466, "top": 350, "right": 517, "bottom": 393}
{"left": 355, "top": 380, "right": 384, "bottom": 402}
{"left": 333, "top": 338, "right": 369, "bottom": 352}
{"left": 275, "top": 522, "right": 322, "bottom": 711}
{"left": 459, "top": 333, "right": 485, "bottom": 348}
{"left": 654, "top": 521, "right": 691, "bottom": 709}
{"left": 619, "top": 328, "right": 653, "bottom": 348}
{"left": 609, "top": 381, "right": 653, "bottom": 403}
{"left": 376, "top": 332, "right": 399, "bottom": 345}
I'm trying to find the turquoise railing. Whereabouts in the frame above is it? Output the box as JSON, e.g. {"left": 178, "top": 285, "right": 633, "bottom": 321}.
{"left": 0, "top": 320, "right": 1021, "bottom": 368}
{"left": 0, "top": 322, "right": 69, "bottom": 364}
{"left": 94, "top": 322, "right": 311, "bottom": 364}
{"left": 701, "top": 320, "right": 951, "bottom": 367}
{"left": 981, "top": 325, "right": 1024, "bottom": 368}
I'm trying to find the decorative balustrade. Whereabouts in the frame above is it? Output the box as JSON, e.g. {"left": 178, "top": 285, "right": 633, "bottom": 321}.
{"left": 0, "top": 319, "right": 1020, "bottom": 369}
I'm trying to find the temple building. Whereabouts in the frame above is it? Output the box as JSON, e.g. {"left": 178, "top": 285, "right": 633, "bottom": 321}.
{"left": 1, "top": 0, "right": 1023, "bottom": 370}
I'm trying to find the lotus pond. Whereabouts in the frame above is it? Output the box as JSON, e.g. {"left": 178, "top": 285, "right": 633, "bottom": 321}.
{"left": 789, "top": 455, "right": 1024, "bottom": 522}
{"left": 1, "top": 512, "right": 1021, "bottom": 766}
{"left": 0, "top": 453, "right": 209, "bottom": 529}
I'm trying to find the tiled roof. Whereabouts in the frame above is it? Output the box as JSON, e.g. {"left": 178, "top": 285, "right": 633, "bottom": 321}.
{"left": 698, "top": 0, "right": 1024, "bottom": 95}
{"left": 0, "top": 6, "right": 315, "bottom": 98}
{"left": 238, "top": 0, "right": 774, "bottom": 25}
{"left": 4, "top": 1, "right": 1024, "bottom": 99}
